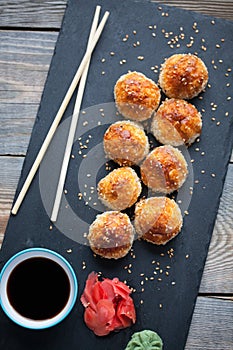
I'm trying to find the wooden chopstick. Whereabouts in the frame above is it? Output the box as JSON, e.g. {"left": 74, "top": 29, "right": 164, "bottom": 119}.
{"left": 50, "top": 5, "right": 101, "bottom": 222}
{"left": 11, "top": 7, "right": 109, "bottom": 216}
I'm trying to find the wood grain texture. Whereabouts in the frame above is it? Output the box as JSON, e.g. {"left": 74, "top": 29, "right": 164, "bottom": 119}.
{"left": 0, "top": 0, "right": 66, "bottom": 29}
{"left": 199, "top": 165, "right": 233, "bottom": 293}
{"left": 0, "top": 30, "right": 57, "bottom": 155}
{"left": 157, "top": 0, "right": 233, "bottom": 20}
{"left": 0, "top": 0, "right": 232, "bottom": 29}
{"left": 185, "top": 296, "right": 233, "bottom": 349}
{"left": 0, "top": 2, "right": 232, "bottom": 347}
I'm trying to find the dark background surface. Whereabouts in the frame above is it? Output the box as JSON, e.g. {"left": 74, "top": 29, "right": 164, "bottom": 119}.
{"left": 0, "top": 0, "right": 233, "bottom": 349}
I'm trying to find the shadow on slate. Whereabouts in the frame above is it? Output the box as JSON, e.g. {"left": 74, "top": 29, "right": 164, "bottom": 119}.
{"left": 0, "top": 0, "right": 233, "bottom": 349}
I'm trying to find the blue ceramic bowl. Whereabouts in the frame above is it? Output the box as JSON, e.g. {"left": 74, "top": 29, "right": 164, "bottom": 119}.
{"left": 0, "top": 248, "right": 78, "bottom": 329}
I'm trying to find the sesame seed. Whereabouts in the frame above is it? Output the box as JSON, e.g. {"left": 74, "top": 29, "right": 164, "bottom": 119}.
{"left": 211, "top": 173, "right": 216, "bottom": 178}
{"left": 49, "top": 225, "right": 53, "bottom": 230}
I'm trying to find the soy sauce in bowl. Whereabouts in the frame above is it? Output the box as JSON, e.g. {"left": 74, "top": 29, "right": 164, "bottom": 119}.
{"left": 7, "top": 257, "right": 70, "bottom": 320}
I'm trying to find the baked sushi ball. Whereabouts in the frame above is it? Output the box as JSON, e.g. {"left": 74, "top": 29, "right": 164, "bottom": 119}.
{"left": 134, "top": 197, "right": 183, "bottom": 245}
{"left": 88, "top": 211, "right": 135, "bottom": 259}
{"left": 114, "top": 71, "right": 161, "bottom": 121}
{"left": 103, "top": 120, "right": 149, "bottom": 166}
{"left": 97, "top": 167, "right": 141, "bottom": 211}
{"left": 159, "top": 53, "right": 208, "bottom": 99}
{"left": 140, "top": 145, "right": 188, "bottom": 193}
{"left": 151, "top": 98, "right": 202, "bottom": 146}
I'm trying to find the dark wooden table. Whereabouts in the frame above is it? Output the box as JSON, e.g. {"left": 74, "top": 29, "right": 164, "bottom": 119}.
{"left": 0, "top": 1, "right": 232, "bottom": 349}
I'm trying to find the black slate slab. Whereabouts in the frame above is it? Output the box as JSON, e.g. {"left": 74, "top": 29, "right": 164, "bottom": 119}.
{"left": 0, "top": 1, "right": 233, "bottom": 349}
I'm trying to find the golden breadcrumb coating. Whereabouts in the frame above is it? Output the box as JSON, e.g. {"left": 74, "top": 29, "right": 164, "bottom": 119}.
{"left": 114, "top": 71, "right": 161, "bottom": 121}
{"left": 140, "top": 145, "right": 188, "bottom": 193}
{"left": 88, "top": 211, "right": 135, "bottom": 259}
{"left": 103, "top": 120, "right": 149, "bottom": 166}
{"left": 159, "top": 53, "right": 208, "bottom": 99}
{"left": 151, "top": 98, "right": 202, "bottom": 146}
{"left": 97, "top": 167, "right": 141, "bottom": 211}
{"left": 134, "top": 197, "right": 183, "bottom": 245}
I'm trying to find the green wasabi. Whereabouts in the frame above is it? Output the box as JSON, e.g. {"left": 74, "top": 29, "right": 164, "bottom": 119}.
{"left": 125, "top": 330, "right": 163, "bottom": 350}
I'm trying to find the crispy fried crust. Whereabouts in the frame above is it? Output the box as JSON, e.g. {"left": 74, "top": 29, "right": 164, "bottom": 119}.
{"left": 140, "top": 145, "right": 188, "bottom": 193}
{"left": 114, "top": 71, "right": 161, "bottom": 121}
{"left": 134, "top": 197, "right": 183, "bottom": 245}
{"left": 88, "top": 211, "right": 135, "bottom": 259}
{"left": 159, "top": 54, "right": 208, "bottom": 99}
{"left": 151, "top": 98, "right": 202, "bottom": 146}
{"left": 97, "top": 167, "right": 141, "bottom": 211}
{"left": 103, "top": 120, "right": 149, "bottom": 166}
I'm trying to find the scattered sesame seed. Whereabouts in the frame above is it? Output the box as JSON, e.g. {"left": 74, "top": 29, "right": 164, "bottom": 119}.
{"left": 66, "top": 249, "right": 72, "bottom": 253}
{"left": 49, "top": 225, "right": 53, "bottom": 230}
{"left": 211, "top": 173, "right": 216, "bottom": 178}
{"left": 64, "top": 189, "right": 68, "bottom": 194}
{"left": 137, "top": 55, "right": 144, "bottom": 61}
{"left": 186, "top": 254, "right": 189, "bottom": 259}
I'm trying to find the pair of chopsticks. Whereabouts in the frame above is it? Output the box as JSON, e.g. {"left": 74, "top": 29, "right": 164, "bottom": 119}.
{"left": 11, "top": 6, "right": 110, "bottom": 222}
